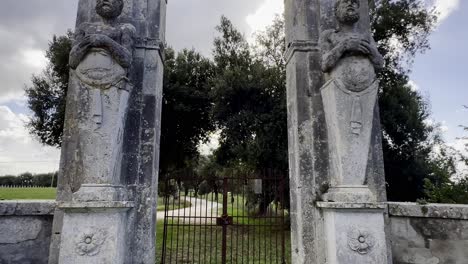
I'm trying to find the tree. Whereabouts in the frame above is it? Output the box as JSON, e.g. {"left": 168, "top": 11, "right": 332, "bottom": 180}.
{"left": 26, "top": 32, "right": 72, "bottom": 147}
{"left": 211, "top": 16, "right": 288, "bottom": 214}
{"left": 25, "top": 36, "right": 215, "bottom": 176}
{"left": 0, "top": 175, "right": 18, "bottom": 186}
{"left": 18, "top": 173, "right": 34, "bottom": 186}
{"left": 423, "top": 106, "right": 468, "bottom": 204}
{"left": 160, "top": 48, "right": 215, "bottom": 175}
{"left": 211, "top": 16, "right": 288, "bottom": 173}
{"left": 370, "top": 0, "right": 455, "bottom": 201}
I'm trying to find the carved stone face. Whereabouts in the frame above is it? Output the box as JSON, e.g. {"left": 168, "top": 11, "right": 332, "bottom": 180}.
{"left": 96, "top": 0, "right": 124, "bottom": 20}
{"left": 335, "top": 0, "right": 360, "bottom": 25}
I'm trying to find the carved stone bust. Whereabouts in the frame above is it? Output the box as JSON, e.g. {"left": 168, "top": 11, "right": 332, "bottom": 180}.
{"left": 320, "top": 0, "right": 384, "bottom": 92}
{"left": 69, "top": 0, "right": 136, "bottom": 89}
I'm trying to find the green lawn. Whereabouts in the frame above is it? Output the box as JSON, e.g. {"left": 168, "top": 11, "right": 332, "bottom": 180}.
{"left": 156, "top": 220, "right": 290, "bottom": 264}
{"left": 0, "top": 188, "right": 56, "bottom": 200}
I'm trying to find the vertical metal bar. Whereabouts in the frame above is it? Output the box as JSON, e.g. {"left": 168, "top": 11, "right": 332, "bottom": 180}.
{"left": 204, "top": 189, "right": 209, "bottom": 263}
{"left": 221, "top": 177, "right": 228, "bottom": 264}
{"left": 241, "top": 177, "right": 245, "bottom": 264}
{"left": 192, "top": 175, "right": 198, "bottom": 262}
{"left": 168, "top": 178, "right": 176, "bottom": 264}
{"left": 281, "top": 176, "right": 286, "bottom": 264}
{"left": 186, "top": 174, "right": 193, "bottom": 262}
{"left": 264, "top": 175, "right": 268, "bottom": 264}
{"left": 230, "top": 176, "right": 234, "bottom": 263}
{"left": 246, "top": 176, "right": 250, "bottom": 264}
{"left": 269, "top": 183, "right": 272, "bottom": 264}
{"left": 235, "top": 179, "right": 240, "bottom": 264}
{"left": 274, "top": 175, "right": 279, "bottom": 263}
{"left": 161, "top": 179, "right": 169, "bottom": 264}
{"left": 209, "top": 189, "right": 214, "bottom": 264}
{"left": 177, "top": 180, "right": 184, "bottom": 264}
{"left": 198, "top": 182, "right": 202, "bottom": 264}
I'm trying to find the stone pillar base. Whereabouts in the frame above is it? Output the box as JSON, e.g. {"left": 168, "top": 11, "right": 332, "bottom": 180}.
{"left": 323, "top": 185, "right": 376, "bottom": 203}
{"left": 57, "top": 201, "right": 133, "bottom": 264}
{"left": 317, "top": 202, "right": 389, "bottom": 264}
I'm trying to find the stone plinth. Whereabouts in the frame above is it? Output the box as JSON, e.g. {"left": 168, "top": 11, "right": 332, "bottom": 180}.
{"left": 58, "top": 201, "right": 133, "bottom": 264}
{"left": 318, "top": 202, "right": 388, "bottom": 263}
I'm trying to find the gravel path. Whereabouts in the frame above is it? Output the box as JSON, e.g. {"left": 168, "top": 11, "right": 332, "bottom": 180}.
{"left": 157, "top": 196, "right": 221, "bottom": 224}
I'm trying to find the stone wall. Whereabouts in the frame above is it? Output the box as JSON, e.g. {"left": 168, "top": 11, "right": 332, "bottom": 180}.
{"left": 0, "top": 201, "right": 55, "bottom": 264}
{"left": 1, "top": 200, "right": 468, "bottom": 263}
{"left": 388, "top": 202, "right": 468, "bottom": 264}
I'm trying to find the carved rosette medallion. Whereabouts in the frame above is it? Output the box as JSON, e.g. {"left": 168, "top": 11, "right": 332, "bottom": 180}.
{"left": 75, "top": 229, "right": 108, "bottom": 256}
{"left": 347, "top": 227, "right": 375, "bottom": 255}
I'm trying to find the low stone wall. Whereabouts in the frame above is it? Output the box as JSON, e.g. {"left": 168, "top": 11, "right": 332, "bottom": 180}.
{"left": 388, "top": 202, "right": 468, "bottom": 264}
{"left": 0, "top": 200, "right": 55, "bottom": 264}
{"left": 1, "top": 200, "right": 468, "bottom": 264}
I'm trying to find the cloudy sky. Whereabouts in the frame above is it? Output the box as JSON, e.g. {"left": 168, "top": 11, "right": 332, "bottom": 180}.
{"left": 0, "top": 0, "right": 466, "bottom": 175}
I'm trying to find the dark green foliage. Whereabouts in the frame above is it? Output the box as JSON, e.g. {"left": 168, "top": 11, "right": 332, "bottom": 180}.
{"left": 25, "top": 31, "right": 72, "bottom": 147}
{"left": 160, "top": 48, "right": 215, "bottom": 174}
{"left": 211, "top": 16, "right": 288, "bottom": 173}
{"left": 424, "top": 106, "right": 468, "bottom": 204}
{"left": 425, "top": 178, "right": 468, "bottom": 204}
{"left": 0, "top": 172, "right": 58, "bottom": 187}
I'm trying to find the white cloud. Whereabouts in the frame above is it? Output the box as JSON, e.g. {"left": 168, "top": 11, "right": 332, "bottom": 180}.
{"left": 246, "top": 0, "right": 284, "bottom": 36}
{"left": 432, "top": 0, "right": 460, "bottom": 25}
{"left": 408, "top": 80, "right": 420, "bottom": 91}
{"left": 0, "top": 106, "right": 60, "bottom": 175}
{"left": 21, "top": 49, "right": 48, "bottom": 69}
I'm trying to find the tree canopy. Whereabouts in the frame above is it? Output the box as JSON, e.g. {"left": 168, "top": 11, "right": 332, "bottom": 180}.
{"left": 211, "top": 16, "right": 288, "bottom": 172}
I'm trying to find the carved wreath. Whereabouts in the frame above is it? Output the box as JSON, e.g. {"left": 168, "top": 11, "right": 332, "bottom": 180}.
{"left": 75, "top": 229, "right": 108, "bottom": 256}
{"left": 347, "top": 227, "right": 375, "bottom": 255}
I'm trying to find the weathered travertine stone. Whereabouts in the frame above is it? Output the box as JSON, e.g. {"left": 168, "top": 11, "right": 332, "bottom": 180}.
{"left": 49, "top": 0, "right": 166, "bottom": 263}
{"left": 320, "top": 0, "right": 383, "bottom": 204}
{"left": 285, "top": 0, "right": 390, "bottom": 263}
{"left": 388, "top": 203, "right": 468, "bottom": 264}
{"left": 0, "top": 201, "right": 55, "bottom": 264}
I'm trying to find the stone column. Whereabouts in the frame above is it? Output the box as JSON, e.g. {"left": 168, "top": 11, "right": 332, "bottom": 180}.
{"left": 285, "top": 0, "right": 391, "bottom": 263}
{"left": 48, "top": 0, "right": 166, "bottom": 263}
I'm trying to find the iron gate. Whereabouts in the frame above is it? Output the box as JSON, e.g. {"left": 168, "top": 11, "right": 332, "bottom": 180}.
{"left": 160, "top": 172, "right": 289, "bottom": 264}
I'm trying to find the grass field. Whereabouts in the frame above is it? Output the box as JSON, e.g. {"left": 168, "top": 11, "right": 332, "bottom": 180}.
{"left": 156, "top": 220, "right": 290, "bottom": 264}
{"left": 0, "top": 188, "right": 56, "bottom": 200}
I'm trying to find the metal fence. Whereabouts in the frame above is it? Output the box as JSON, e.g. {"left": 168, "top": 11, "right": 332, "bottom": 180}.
{"left": 160, "top": 172, "right": 289, "bottom": 264}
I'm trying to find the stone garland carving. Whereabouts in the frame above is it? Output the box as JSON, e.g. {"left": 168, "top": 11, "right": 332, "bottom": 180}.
{"left": 347, "top": 227, "right": 375, "bottom": 255}
{"left": 75, "top": 229, "right": 108, "bottom": 256}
